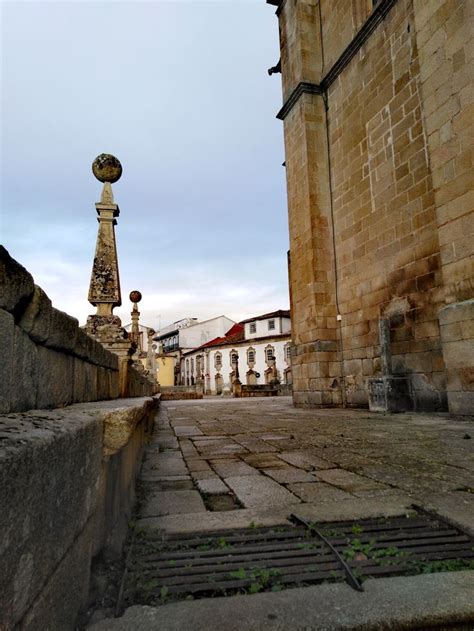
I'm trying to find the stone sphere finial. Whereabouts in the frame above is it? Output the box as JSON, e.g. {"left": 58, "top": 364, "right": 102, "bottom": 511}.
{"left": 129, "top": 290, "right": 142, "bottom": 304}
{"left": 92, "top": 154, "right": 122, "bottom": 183}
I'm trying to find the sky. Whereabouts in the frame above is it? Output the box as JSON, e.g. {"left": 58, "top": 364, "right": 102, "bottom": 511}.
{"left": 1, "top": 0, "right": 289, "bottom": 330}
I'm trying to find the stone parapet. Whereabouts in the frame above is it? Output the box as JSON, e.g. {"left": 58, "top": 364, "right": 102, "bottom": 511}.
{"left": 0, "top": 396, "right": 159, "bottom": 630}
{"left": 0, "top": 247, "right": 120, "bottom": 413}
{"left": 159, "top": 385, "right": 203, "bottom": 401}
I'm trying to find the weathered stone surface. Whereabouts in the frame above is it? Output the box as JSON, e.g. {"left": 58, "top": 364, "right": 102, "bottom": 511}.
{"left": 20, "top": 520, "right": 94, "bottom": 631}
{"left": 0, "top": 397, "right": 158, "bottom": 629}
{"left": 11, "top": 324, "right": 38, "bottom": 412}
{"left": 174, "top": 425, "right": 203, "bottom": 436}
{"left": 89, "top": 571, "right": 474, "bottom": 631}
{"left": 263, "top": 467, "right": 317, "bottom": 484}
{"left": 141, "top": 491, "right": 206, "bottom": 517}
{"left": 224, "top": 475, "right": 300, "bottom": 508}
{"left": 210, "top": 460, "right": 259, "bottom": 477}
{"left": 315, "top": 469, "right": 389, "bottom": 492}
{"left": 100, "top": 397, "right": 158, "bottom": 458}
{"left": 46, "top": 307, "right": 79, "bottom": 353}
{"left": 277, "top": 451, "right": 334, "bottom": 470}
{"left": 0, "top": 246, "right": 34, "bottom": 316}
{"left": 36, "top": 346, "right": 73, "bottom": 409}
{"left": 195, "top": 478, "right": 229, "bottom": 495}
{"left": 18, "top": 284, "right": 52, "bottom": 343}
{"left": 287, "top": 482, "right": 353, "bottom": 503}
{"left": 0, "top": 407, "right": 102, "bottom": 629}
{"left": 0, "top": 309, "right": 14, "bottom": 413}
{"left": 439, "top": 300, "right": 474, "bottom": 415}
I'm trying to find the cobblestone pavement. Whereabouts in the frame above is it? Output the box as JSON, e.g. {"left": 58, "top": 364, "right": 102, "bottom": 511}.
{"left": 137, "top": 397, "right": 474, "bottom": 534}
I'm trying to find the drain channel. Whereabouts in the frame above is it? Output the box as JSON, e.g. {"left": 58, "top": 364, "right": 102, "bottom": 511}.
{"left": 121, "top": 510, "right": 474, "bottom": 608}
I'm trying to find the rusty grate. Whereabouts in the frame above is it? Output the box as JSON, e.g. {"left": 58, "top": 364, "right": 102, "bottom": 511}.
{"left": 120, "top": 508, "right": 474, "bottom": 609}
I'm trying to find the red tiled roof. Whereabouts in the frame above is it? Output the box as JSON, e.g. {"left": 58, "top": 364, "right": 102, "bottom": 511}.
{"left": 185, "top": 323, "right": 245, "bottom": 353}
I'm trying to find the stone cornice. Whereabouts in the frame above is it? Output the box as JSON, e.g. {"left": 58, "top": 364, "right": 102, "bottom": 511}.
{"left": 276, "top": 0, "right": 400, "bottom": 120}
{"left": 276, "top": 82, "right": 324, "bottom": 121}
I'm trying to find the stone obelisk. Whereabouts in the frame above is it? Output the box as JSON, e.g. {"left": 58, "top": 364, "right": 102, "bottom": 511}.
{"left": 87, "top": 153, "right": 123, "bottom": 326}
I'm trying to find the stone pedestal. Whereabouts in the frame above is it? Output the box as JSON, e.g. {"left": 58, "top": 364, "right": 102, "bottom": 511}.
{"left": 368, "top": 376, "right": 413, "bottom": 413}
{"left": 84, "top": 316, "right": 134, "bottom": 397}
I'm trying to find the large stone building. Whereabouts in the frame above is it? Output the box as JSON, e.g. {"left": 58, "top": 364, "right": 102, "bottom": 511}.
{"left": 267, "top": 0, "right": 473, "bottom": 413}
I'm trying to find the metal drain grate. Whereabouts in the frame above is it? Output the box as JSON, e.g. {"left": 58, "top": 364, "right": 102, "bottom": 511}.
{"left": 121, "top": 508, "right": 474, "bottom": 608}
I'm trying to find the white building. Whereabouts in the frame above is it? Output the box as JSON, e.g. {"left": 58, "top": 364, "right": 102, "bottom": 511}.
{"left": 182, "top": 310, "right": 292, "bottom": 394}
{"left": 153, "top": 315, "right": 236, "bottom": 384}
{"left": 154, "top": 315, "right": 236, "bottom": 353}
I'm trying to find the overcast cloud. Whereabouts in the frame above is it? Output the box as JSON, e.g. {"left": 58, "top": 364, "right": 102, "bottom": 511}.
{"left": 1, "top": 0, "right": 288, "bottom": 329}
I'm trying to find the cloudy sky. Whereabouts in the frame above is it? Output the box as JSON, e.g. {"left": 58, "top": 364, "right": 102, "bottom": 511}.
{"left": 1, "top": 0, "right": 288, "bottom": 330}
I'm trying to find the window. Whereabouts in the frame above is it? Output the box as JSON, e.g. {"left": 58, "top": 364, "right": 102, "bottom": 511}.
{"left": 285, "top": 344, "right": 291, "bottom": 361}
{"left": 231, "top": 352, "right": 238, "bottom": 365}
{"left": 266, "top": 348, "right": 274, "bottom": 361}
{"left": 249, "top": 322, "right": 256, "bottom": 334}
{"left": 215, "top": 352, "right": 222, "bottom": 369}
{"left": 268, "top": 319, "right": 275, "bottom": 331}
{"left": 247, "top": 348, "right": 255, "bottom": 364}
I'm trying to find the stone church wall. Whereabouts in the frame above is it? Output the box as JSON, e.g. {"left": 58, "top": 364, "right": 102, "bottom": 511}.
{"left": 326, "top": 0, "right": 445, "bottom": 410}
{"left": 273, "top": 0, "right": 473, "bottom": 413}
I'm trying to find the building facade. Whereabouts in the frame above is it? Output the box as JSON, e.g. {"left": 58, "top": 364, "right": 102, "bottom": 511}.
{"left": 183, "top": 311, "right": 292, "bottom": 394}
{"left": 268, "top": 0, "right": 473, "bottom": 413}
{"left": 154, "top": 315, "right": 237, "bottom": 385}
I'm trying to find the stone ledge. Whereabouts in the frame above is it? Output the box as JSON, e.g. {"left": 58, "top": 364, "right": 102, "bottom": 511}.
{"left": 89, "top": 571, "right": 474, "bottom": 631}
{"left": 0, "top": 396, "right": 159, "bottom": 630}
{"left": 0, "top": 246, "right": 34, "bottom": 317}
{"left": 99, "top": 396, "right": 160, "bottom": 457}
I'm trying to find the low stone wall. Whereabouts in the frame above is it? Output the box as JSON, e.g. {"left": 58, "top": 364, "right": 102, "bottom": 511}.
{"left": 0, "top": 247, "right": 120, "bottom": 413}
{"left": 159, "top": 385, "right": 203, "bottom": 401}
{"left": 0, "top": 396, "right": 159, "bottom": 630}
{"left": 238, "top": 384, "right": 279, "bottom": 398}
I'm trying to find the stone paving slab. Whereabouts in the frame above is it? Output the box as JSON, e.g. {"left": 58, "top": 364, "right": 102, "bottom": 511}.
{"left": 195, "top": 478, "right": 229, "bottom": 495}
{"left": 263, "top": 467, "right": 318, "bottom": 484}
{"left": 233, "top": 436, "right": 278, "bottom": 452}
{"left": 242, "top": 453, "right": 288, "bottom": 469}
{"left": 136, "top": 507, "right": 294, "bottom": 534}
{"left": 191, "top": 470, "right": 219, "bottom": 481}
{"left": 186, "top": 458, "right": 213, "bottom": 472}
{"left": 140, "top": 459, "right": 188, "bottom": 476}
{"left": 141, "top": 491, "right": 206, "bottom": 517}
{"left": 224, "top": 475, "right": 301, "bottom": 508}
{"left": 315, "top": 468, "right": 389, "bottom": 492}
{"left": 210, "top": 460, "right": 259, "bottom": 477}
{"left": 140, "top": 474, "right": 191, "bottom": 483}
{"left": 173, "top": 425, "right": 203, "bottom": 436}
{"left": 278, "top": 451, "right": 335, "bottom": 470}
{"left": 288, "top": 482, "right": 354, "bottom": 503}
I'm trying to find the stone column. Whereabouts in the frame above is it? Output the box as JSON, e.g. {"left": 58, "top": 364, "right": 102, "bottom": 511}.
{"left": 276, "top": 0, "right": 340, "bottom": 407}
{"left": 129, "top": 290, "right": 143, "bottom": 352}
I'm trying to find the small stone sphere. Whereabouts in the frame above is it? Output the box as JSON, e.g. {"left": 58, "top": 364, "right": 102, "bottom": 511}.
{"left": 92, "top": 154, "right": 122, "bottom": 183}
{"left": 129, "top": 290, "right": 142, "bottom": 304}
